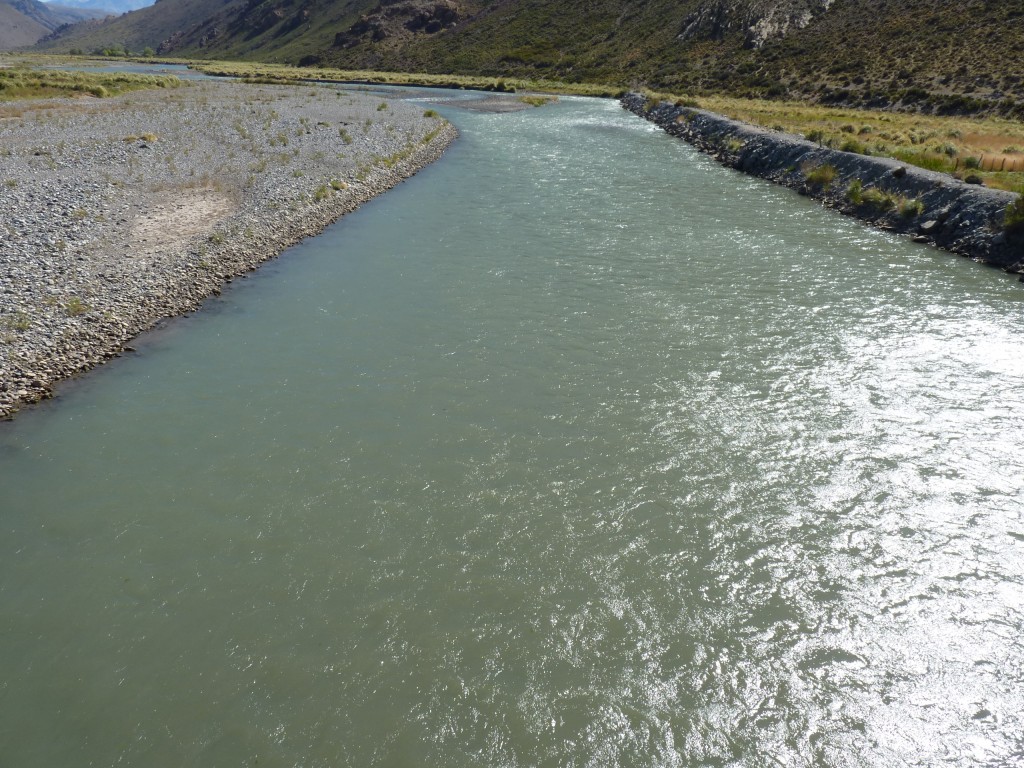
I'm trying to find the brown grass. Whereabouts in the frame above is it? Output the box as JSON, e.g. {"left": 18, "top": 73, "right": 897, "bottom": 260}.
{"left": 697, "top": 95, "right": 1024, "bottom": 192}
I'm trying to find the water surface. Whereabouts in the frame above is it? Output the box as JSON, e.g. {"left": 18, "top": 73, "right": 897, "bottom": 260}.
{"left": 2, "top": 95, "right": 1023, "bottom": 767}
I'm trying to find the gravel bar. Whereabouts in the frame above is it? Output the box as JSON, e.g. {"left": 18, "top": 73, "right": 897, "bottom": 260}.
{"left": 0, "top": 80, "right": 457, "bottom": 418}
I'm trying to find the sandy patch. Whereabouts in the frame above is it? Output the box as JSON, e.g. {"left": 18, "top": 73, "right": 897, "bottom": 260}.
{"left": 130, "top": 190, "right": 236, "bottom": 257}
{"left": 433, "top": 94, "right": 538, "bottom": 113}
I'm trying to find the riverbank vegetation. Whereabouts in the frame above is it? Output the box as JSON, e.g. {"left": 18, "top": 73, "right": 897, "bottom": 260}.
{"left": 9, "top": 52, "right": 1023, "bottom": 194}
{"left": 0, "top": 66, "right": 181, "bottom": 101}
{"left": 695, "top": 95, "right": 1024, "bottom": 193}
{"left": 188, "top": 60, "right": 624, "bottom": 98}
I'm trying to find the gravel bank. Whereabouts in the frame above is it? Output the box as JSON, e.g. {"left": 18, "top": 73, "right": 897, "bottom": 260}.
{"left": 623, "top": 93, "right": 1024, "bottom": 274}
{"left": 0, "top": 79, "right": 457, "bottom": 418}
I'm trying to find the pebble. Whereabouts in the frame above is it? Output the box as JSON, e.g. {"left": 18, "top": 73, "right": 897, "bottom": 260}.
{"left": 0, "top": 80, "right": 458, "bottom": 419}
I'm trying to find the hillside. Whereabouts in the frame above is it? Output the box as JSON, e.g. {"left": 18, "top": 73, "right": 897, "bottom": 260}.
{"left": 0, "top": 0, "right": 106, "bottom": 48}
{"left": 0, "top": 3, "right": 48, "bottom": 49}
{"left": 45, "top": 0, "right": 154, "bottom": 11}
{"left": 31, "top": 0, "right": 1024, "bottom": 114}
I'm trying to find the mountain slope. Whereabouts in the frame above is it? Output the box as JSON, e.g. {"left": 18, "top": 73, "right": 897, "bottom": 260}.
{"left": 0, "top": 0, "right": 106, "bottom": 48}
{"left": 0, "top": 2, "right": 49, "bottom": 48}
{"left": 44, "top": 0, "right": 154, "bottom": 11}
{"left": 31, "top": 0, "right": 1024, "bottom": 113}
{"left": 34, "top": 0, "right": 251, "bottom": 54}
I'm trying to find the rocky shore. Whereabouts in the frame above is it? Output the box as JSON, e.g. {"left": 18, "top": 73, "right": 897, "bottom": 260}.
{"left": 0, "top": 79, "right": 457, "bottom": 418}
{"left": 622, "top": 93, "right": 1024, "bottom": 274}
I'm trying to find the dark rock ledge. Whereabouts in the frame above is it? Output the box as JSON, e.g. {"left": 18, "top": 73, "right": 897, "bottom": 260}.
{"left": 622, "top": 93, "right": 1024, "bottom": 274}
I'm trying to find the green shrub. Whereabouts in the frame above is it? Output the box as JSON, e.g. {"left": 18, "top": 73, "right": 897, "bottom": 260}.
{"left": 0, "top": 312, "right": 31, "bottom": 331}
{"left": 1005, "top": 194, "right": 1024, "bottom": 232}
{"left": 805, "top": 129, "right": 826, "bottom": 145}
{"left": 963, "top": 156, "right": 981, "bottom": 169}
{"left": 862, "top": 187, "right": 897, "bottom": 211}
{"left": 64, "top": 297, "right": 90, "bottom": 316}
{"left": 899, "top": 198, "right": 925, "bottom": 217}
{"left": 893, "top": 149, "right": 951, "bottom": 173}
{"left": 804, "top": 163, "right": 838, "bottom": 188}
{"left": 423, "top": 109, "right": 440, "bottom": 118}
{"left": 846, "top": 178, "right": 863, "bottom": 204}
{"left": 377, "top": 102, "right": 388, "bottom": 111}
{"left": 840, "top": 138, "right": 867, "bottom": 154}
{"left": 725, "top": 137, "right": 746, "bottom": 153}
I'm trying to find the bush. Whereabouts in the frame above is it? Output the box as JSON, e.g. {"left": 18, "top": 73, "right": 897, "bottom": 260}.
{"left": 862, "top": 187, "right": 896, "bottom": 211}
{"left": 893, "top": 149, "right": 951, "bottom": 173}
{"left": 64, "top": 297, "right": 90, "bottom": 316}
{"left": 1005, "top": 195, "right": 1024, "bottom": 232}
{"left": 423, "top": 109, "right": 440, "bottom": 118}
{"left": 899, "top": 198, "right": 925, "bottom": 218}
{"left": 725, "top": 137, "right": 745, "bottom": 153}
{"left": 964, "top": 156, "right": 981, "bottom": 169}
{"left": 804, "top": 163, "right": 838, "bottom": 188}
{"left": 846, "top": 178, "right": 863, "bottom": 205}
{"left": 840, "top": 138, "right": 868, "bottom": 154}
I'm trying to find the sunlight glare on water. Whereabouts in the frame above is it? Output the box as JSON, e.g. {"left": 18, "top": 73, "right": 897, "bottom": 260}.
{"left": 1, "top": 94, "right": 1023, "bottom": 767}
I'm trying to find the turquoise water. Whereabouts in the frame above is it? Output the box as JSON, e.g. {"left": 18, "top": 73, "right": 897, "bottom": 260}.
{"left": 2, "top": 95, "right": 1023, "bottom": 767}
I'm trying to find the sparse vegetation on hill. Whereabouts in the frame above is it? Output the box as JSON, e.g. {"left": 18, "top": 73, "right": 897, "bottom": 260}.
{"left": 29, "top": 0, "right": 1024, "bottom": 120}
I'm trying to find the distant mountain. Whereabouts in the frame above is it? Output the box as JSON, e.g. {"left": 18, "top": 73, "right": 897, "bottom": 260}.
{"left": 43, "top": 0, "right": 153, "bottom": 12}
{"left": 0, "top": 0, "right": 105, "bottom": 48}
{"left": 0, "top": 2, "right": 48, "bottom": 48}
{"left": 31, "top": 0, "right": 1024, "bottom": 114}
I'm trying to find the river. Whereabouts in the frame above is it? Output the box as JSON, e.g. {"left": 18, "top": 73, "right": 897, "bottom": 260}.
{"left": 1, "top": 92, "right": 1023, "bottom": 767}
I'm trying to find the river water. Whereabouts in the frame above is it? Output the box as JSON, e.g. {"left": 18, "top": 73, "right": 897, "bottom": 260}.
{"left": 2, "top": 93, "right": 1023, "bottom": 767}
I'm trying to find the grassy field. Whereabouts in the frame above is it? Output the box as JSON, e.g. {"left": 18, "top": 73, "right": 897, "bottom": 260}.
{"left": 0, "top": 65, "right": 180, "bottom": 101}
{"left": 696, "top": 95, "right": 1024, "bottom": 193}
{"left": 188, "top": 60, "right": 625, "bottom": 98}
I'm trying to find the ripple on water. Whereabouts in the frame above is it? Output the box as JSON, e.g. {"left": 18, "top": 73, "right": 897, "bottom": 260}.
{"left": 0, "top": 92, "right": 1023, "bottom": 767}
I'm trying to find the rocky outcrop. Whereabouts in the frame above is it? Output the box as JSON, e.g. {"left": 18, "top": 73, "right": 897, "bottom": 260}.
{"left": 333, "top": 0, "right": 460, "bottom": 47}
{"left": 678, "top": 0, "right": 833, "bottom": 48}
{"left": 622, "top": 92, "right": 1024, "bottom": 273}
